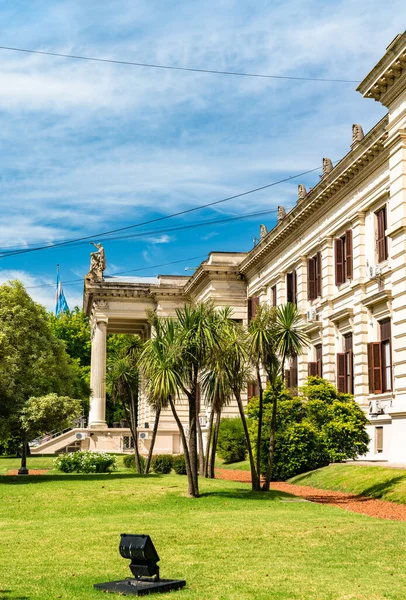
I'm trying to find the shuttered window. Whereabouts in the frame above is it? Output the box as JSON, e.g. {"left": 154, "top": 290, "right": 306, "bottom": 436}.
{"left": 247, "top": 381, "right": 259, "bottom": 399}
{"left": 308, "top": 362, "right": 318, "bottom": 377}
{"left": 337, "top": 353, "right": 346, "bottom": 393}
{"left": 308, "top": 252, "right": 322, "bottom": 300}
{"left": 368, "top": 320, "right": 392, "bottom": 395}
{"left": 316, "top": 252, "right": 322, "bottom": 297}
{"left": 337, "top": 335, "right": 354, "bottom": 394}
{"left": 335, "top": 231, "right": 353, "bottom": 286}
{"left": 308, "top": 257, "right": 316, "bottom": 301}
{"left": 367, "top": 342, "right": 383, "bottom": 394}
{"left": 247, "top": 296, "right": 260, "bottom": 322}
{"left": 286, "top": 271, "right": 297, "bottom": 305}
{"left": 316, "top": 345, "right": 323, "bottom": 378}
{"left": 271, "top": 285, "right": 277, "bottom": 306}
{"left": 375, "top": 427, "right": 383, "bottom": 453}
{"left": 380, "top": 318, "right": 392, "bottom": 392}
{"left": 308, "top": 346, "right": 322, "bottom": 378}
{"left": 376, "top": 207, "right": 388, "bottom": 263}
{"left": 345, "top": 230, "right": 353, "bottom": 280}
{"left": 285, "top": 369, "right": 291, "bottom": 388}
{"left": 291, "top": 355, "right": 298, "bottom": 388}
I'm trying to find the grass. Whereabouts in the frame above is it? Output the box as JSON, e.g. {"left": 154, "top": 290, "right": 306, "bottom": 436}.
{"left": 216, "top": 458, "right": 251, "bottom": 471}
{"left": 1, "top": 457, "right": 406, "bottom": 600}
{"left": 290, "top": 464, "right": 406, "bottom": 505}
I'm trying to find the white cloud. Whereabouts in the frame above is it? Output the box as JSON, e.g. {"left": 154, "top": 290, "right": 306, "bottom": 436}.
{"left": 0, "top": 270, "right": 83, "bottom": 311}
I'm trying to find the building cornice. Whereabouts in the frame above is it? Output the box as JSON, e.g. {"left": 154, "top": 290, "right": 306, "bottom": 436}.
{"left": 329, "top": 307, "right": 354, "bottom": 325}
{"left": 361, "top": 290, "right": 392, "bottom": 310}
{"left": 357, "top": 32, "right": 406, "bottom": 106}
{"left": 239, "top": 116, "right": 388, "bottom": 276}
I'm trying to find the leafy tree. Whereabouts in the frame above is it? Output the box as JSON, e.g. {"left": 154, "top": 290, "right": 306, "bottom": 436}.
{"left": 106, "top": 336, "right": 143, "bottom": 473}
{"left": 217, "top": 417, "right": 247, "bottom": 463}
{"left": 48, "top": 307, "right": 91, "bottom": 367}
{"left": 263, "top": 303, "right": 308, "bottom": 491}
{"left": 21, "top": 394, "right": 82, "bottom": 438}
{"left": 247, "top": 377, "right": 369, "bottom": 480}
{"left": 0, "top": 281, "right": 81, "bottom": 471}
{"left": 213, "top": 318, "right": 261, "bottom": 491}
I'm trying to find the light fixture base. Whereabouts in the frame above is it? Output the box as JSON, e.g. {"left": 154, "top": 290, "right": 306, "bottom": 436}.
{"left": 94, "top": 577, "right": 186, "bottom": 596}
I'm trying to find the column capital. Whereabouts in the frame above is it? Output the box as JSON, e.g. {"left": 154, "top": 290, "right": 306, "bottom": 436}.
{"left": 351, "top": 211, "right": 366, "bottom": 227}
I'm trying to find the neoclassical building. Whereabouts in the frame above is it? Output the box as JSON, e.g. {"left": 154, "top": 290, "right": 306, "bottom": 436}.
{"left": 33, "top": 32, "right": 406, "bottom": 463}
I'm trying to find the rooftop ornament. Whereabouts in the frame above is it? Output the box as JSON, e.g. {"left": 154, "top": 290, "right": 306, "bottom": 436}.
{"left": 94, "top": 533, "right": 186, "bottom": 596}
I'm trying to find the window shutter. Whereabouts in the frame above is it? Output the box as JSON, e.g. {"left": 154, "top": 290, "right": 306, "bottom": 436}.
{"left": 335, "top": 238, "right": 344, "bottom": 286}
{"left": 286, "top": 272, "right": 293, "bottom": 303}
{"left": 307, "top": 258, "right": 316, "bottom": 301}
{"left": 247, "top": 296, "right": 260, "bottom": 322}
{"left": 285, "top": 370, "right": 291, "bottom": 388}
{"left": 377, "top": 209, "right": 387, "bottom": 263}
{"left": 367, "top": 342, "right": 382, "bottom": 394}
{"left": 291, "top": 355, "right": 298, "bottom": 388}
{"left": 308, "top": 362, "right": 318, "bottom": 377}
{"left": 337, "top": 353, "right": 346, "bottom": 393}
{"left": 271, "top": 285, "right": 277, "bottom": 306}
{"left": 316, "top": 252, "right": 322, "bottom": 297}
{"left": 348, "top": 349, "right": 353, "bottom": 394}
{"left": 247, "top": 382, "right": 254, "bottom": 399}
{"left": 345, "top": 230, "right": 353, "bottom": 279}
{"left": 293, "top": 270, "right": 297, "bottom": 305}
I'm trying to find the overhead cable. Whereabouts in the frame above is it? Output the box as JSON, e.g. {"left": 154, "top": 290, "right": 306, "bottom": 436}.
{"left": 0, "top": 45, "right": 360, "bottom": 83}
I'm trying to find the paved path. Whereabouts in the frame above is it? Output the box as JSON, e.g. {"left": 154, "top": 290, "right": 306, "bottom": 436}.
{"left": 215, "top": 468, "right": 406, "bottom": 521}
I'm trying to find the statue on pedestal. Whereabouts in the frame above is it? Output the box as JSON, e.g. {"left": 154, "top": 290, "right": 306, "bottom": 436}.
{"left": 87, "top": 242, "right": 106, "bottom": 281}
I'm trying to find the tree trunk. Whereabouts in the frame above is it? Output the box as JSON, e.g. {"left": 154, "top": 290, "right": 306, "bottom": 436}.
{"left": 144, "top": 405, "right": 161, "bottom": 474}
{"left": 169, "top": 394, "right": 197, "bottom": 498}
{"left": 188, "top": 380, "right": 199, "bottom": 497}
{"left": 209, "top": 408, "right": 221, "bottom": 479}
{"left": 128, "top": 391, "right": 142, "bottom": 474}
{"left": 255, "top": 363, "right": 264, "bottom": 482}
{"left": 18, "top": 435, "right": 28, "bottom": 475}
{"left": 197, "top": 416, "right": 205, "bottom": 477}
{"left": 234, "top": 389, "right": 260, "bottom": 491}
{"left": 263, "top": 357, "right": 285, "bottom": 491}
{"left": 204, "top": 406, "right": 215, "bottom": 478}
{"left": 262, "top": 385, "right": 278, "bottom": 491}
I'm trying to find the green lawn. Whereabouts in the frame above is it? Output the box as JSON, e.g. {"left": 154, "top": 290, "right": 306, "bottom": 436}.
{"left": 216, "top": 459, "right": 251, "bottom": 471}
{"left": 1, "top": 457, "right": 406, "bottom": 600}
{"left": 290, "top": 464, "right": 406, "bottom": 504}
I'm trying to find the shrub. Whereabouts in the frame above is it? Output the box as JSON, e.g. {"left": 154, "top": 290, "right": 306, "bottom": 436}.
{"left": 151, "top": 454, "right": 173, "bottom": 474}
{"left": 217, "top": 418, "right": 247, "bottom": 464}
{"left": 54, "top": 451, "right": 117, "bottom": 473}
{"left": 172, "top": 454, "right": 187, "bottom": 475}
{"left": 123, "top": 454, "right": 146, "bottom": 472}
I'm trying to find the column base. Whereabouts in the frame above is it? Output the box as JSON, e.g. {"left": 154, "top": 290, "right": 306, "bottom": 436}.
{"left": 88, "top": 422, "right": 108, "bottom": 430}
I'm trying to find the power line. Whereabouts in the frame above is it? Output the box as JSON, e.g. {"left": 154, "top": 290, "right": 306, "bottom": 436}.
{"left": 0, "top": 207, "right": 281, "bottom": 256}
{"left": 0, "top": 45, "right": 360, "bottom": 84}
{"left": 21, "top": 207, "right": 284, "bottom": 289}
{"left": 0, "top": 164, "right": 325, "bottom": 259}
{"left": 25, "top": 255, "right": 207, "bottom": 289}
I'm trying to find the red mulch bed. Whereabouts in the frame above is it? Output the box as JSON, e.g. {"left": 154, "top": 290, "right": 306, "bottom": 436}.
{"left": 6, "top": 469, "right": 49, "bottom": 476}
{"left": 215, "top": 468, "right": 406, "bottom": 521}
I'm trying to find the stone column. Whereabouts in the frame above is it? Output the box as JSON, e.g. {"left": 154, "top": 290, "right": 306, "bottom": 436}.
{"left": 89, "top": 318, "right": 108, "bottom": 429}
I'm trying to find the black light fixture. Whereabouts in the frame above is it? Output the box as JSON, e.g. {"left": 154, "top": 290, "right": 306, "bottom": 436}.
{"left": 94, "top": 534, "right": 186, "bottom": 596}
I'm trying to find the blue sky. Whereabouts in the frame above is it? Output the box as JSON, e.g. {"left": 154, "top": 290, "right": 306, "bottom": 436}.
{"left": 0, "top": 0, "right": 401, "bottom": 310}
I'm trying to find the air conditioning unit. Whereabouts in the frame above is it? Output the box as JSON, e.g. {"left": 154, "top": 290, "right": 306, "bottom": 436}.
{"left": 369, "top": 400, "right": 384, "bottom": 415}
{"left": 306, "top": 308, "right": 318, "bottom": 322}
{"left": 199, "top": 416, "right": 207, "bottom": 427}
{"left": 139, "top": 431, "right": 149, "bottom": 440}
{"left": 75, "top": 432, "right": 87, "bottom": 440}
{"left": 367, "top": 264, "right": 382, "bottom": 279}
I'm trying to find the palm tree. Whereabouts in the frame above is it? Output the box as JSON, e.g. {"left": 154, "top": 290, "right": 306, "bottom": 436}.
{"left": 262, "top": 303, "right": 308, "bottom": 491}
{"left": 173, "top": 302, "right": 219, "bottom": 497}
{"left": 201, "top": 354, "right": 233, "bottom": 478}
{"left": 217, "top": 319, "right": 261, "bottom": 491}
{"left": 248, "top": 304, "right": 278, "bottom": 482}
{"left": 107, "top": 351, "right": 143, "bottom": 473}
{"left": 140, "top": 316, "right": 198, "bottom": 497}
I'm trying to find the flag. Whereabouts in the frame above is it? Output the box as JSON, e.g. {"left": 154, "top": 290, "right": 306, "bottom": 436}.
{"left": 55, "top": 265, "right": 69, "bottom": 317}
